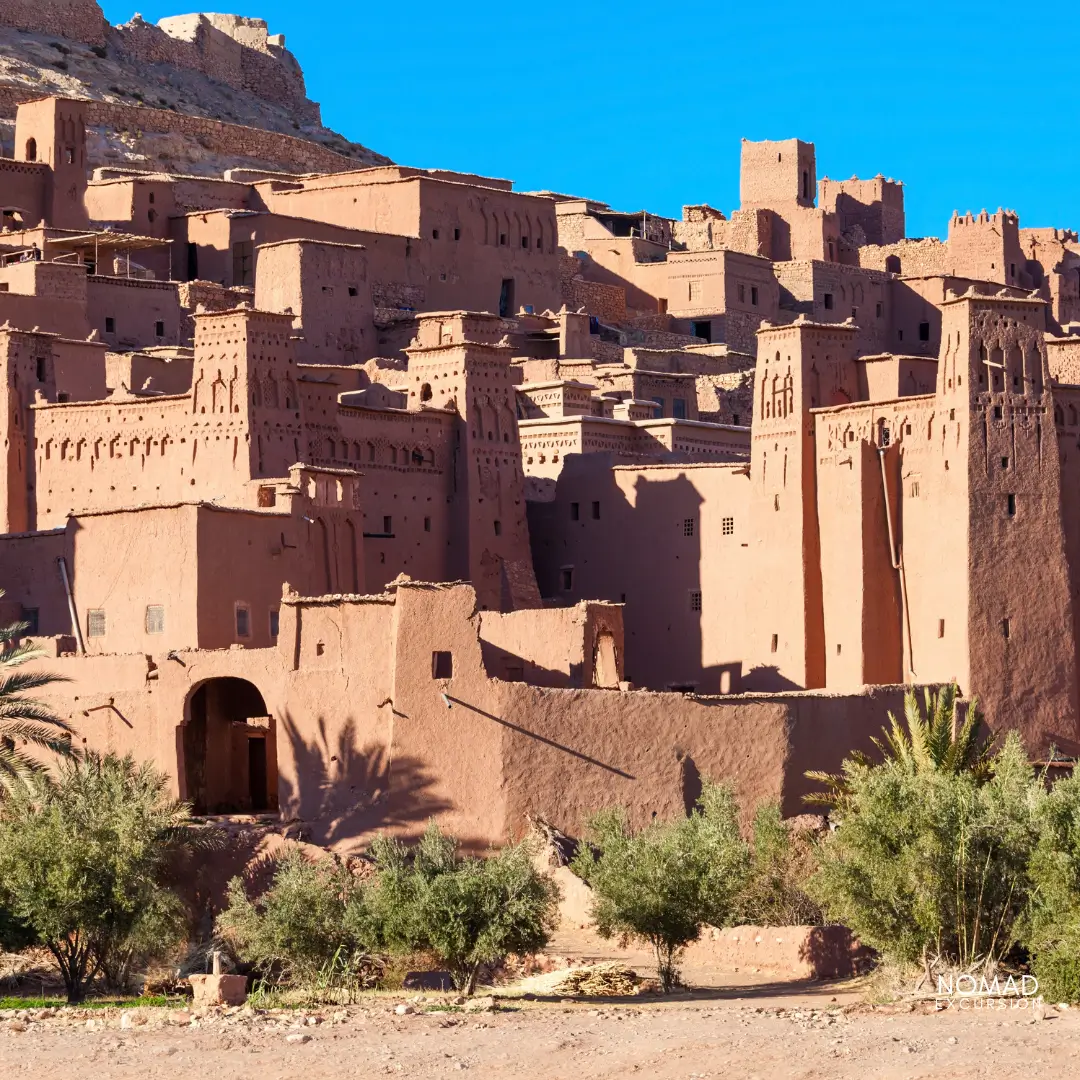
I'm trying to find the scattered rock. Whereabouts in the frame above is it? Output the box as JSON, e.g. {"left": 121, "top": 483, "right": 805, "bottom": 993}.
{"left": 6, "top": 1020, "right": 27, "bottom": 1033}
{"left": 464, "top": 996, "right": 496, "bottom": 1013}
{"left": 285, "top": 1032, "right": 311, "bottom": 1044}
{"left": 394, "top": 1004, "right": 414, "bottom": 1015}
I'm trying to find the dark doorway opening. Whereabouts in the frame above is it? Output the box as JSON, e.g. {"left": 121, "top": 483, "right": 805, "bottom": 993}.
{"left": 498, "top": 278, "right": 515, "bottom": 318}
{"left": 692, "top": 320, "right": 712, "bottom": 343}
{"left": 183, "top": 678, "right": 276, "bottom": 814}
{"left": 186, "top": 242, "right": 198, "bottom": 281}
{"left": 248, "top": 736, "right": 268, "bottom": 812}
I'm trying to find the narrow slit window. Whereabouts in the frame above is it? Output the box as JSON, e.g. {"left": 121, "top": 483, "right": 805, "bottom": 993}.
{"left": 432, "top": 651, "right": 453, "bottom": 679}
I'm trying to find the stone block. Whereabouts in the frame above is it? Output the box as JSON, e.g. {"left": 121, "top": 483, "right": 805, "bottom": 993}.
{"left": 188, "top": 973, "right": 248, "bottom": 1007}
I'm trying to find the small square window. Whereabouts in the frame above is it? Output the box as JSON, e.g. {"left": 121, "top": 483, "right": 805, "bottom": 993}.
{"left": 155, "top": 320, "right": 165, "bottom": 337}
{"left": 145, "top": 604, "right": 164, "bottom": 634}
{"left": 919, "top": 321, "right": 930, "bottom": 342}
{"left": 683, "top": 518, "right": 695, "bottom": 537}
{"left": 454, "top": 228, "right": 461, "bottom": 240}
{"left": 270, "top": 609, "right": 280, "bottom": 638}
{"left": 560, "top": 568, "right": 574, "bottom": 591}
{"left": 383, "top": 515, "right": 392, "bottom": 533}
{"left": 591, "top": 501, "right": 600, "bottom": 520}
{"left": 689, "top": 590, "right": 702, "bottom": 612}
{"left": 432, "top": 651, "right": 453, "bottom": 679}
{"left": 22, "top": 607, "right": 39, "bottom": 635}
{"left": 823, "top": 293, "right": 834, "bottom": 310}
{"left": 570, "top": 502, "right": 580, "bottom": 521}
{"left": 348, "top": 286, "right": 358, "bottom": 297}
{"left": 87, "top": 609, "right": 106, "bottom": 638}
{"left": 722, "top": 516, "right": 734, "bottom": 535}
{"left": 104, "top": 317, "right": 115, "bottom": 333}
{"left": 432, "top": 228, "right": 440, "bottom": 239}
{"left": 236, "top": 607, "right": 250, "bottom": 638}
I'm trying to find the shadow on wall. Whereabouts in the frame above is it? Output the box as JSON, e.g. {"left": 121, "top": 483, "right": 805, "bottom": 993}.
{"left": 276, "top": 712, "right": 453, "bottom": 850}
{"left": 741, "top": 664, "right": 804, "bottom": 692}
{"left": 529, "top": 458, "right": 744, "bottom": 694}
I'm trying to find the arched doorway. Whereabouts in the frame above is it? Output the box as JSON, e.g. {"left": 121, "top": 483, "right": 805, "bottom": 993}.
{"left": 182, "top": 678, "right": 277, "bottom": 814}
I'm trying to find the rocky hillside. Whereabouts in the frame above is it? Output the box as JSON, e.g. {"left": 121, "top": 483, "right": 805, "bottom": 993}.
{"left": 0, "top": 15, "right": 389, "bottom": 176}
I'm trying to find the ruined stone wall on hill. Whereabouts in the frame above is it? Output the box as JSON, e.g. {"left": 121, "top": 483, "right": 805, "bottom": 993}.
{"left": 112, "top": 14, "right": 317, "bottom": 122}
{"left": 82, "top": 100, "right": 358, "bottom": 175}
{"left": 0, "top": 0, "right": 107, "bottom": 47}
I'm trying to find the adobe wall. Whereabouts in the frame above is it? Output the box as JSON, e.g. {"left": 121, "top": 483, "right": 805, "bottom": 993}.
{"left": 0, "top": 0, "right": 107, "bottom": 47}
{"left": 528, "top": 459, "right": 751, "bottom": 693}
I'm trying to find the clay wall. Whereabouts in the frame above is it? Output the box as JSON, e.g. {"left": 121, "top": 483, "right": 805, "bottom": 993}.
{"left": 254, "top": 240, "right": 375, "bottom": 365}
{"left": 528, "top": 459, "right": 751, "bottom": 693}
{"left": 818, "top": 176, "right": 904, "bottom": 246}
{"left": 53, "top": 336, "right": 108, "bottom": 400}
{"left": 105, "top": 349, "right": 193, "bottom": 397}
{"left": 0, "top": 160, "right": 48, "bottom": 227}
{"left": 87, "top": 276, "right": 183, "bottom": 350}
{"left": 773, "top": 261, "right": 891, "bottom": 355}
{"left": 478, "top": 601, "right": 624, "bottom": 688}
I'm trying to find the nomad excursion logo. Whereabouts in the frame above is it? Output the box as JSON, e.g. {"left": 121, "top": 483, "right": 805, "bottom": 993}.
{"left": 935, "top": 974, "right": 1040, "bottom": 1010}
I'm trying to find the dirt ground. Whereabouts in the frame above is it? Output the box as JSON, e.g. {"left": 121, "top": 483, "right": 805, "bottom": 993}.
{"left": 0, "top": 988, "right": 1076, "bottom": 1080}
{"left": 2, "top": 927, "right": 1077, "bottom": 1080}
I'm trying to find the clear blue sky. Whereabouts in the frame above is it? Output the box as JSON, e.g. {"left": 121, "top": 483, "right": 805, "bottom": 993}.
{"left": 100, "top": 1, "right": 1079, "bottom": 239}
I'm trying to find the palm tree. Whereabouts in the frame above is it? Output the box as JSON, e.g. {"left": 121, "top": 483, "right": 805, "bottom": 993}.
{"left": 0, "top": 596, "right": 72, "bottom": 794}
{"left": 806, "top": 684, "right": 995, "bottom": 812}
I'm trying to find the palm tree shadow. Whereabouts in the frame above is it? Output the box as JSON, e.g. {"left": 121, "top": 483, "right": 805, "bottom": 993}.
{"left": 275, "top": 711, "right": 453, "bottom": 851}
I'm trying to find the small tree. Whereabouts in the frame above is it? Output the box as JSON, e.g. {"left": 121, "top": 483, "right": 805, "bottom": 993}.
{"left": 0, "top": 598, "right": 72, "bottom": 794}
{"left": 806, "top": 684, "right": 994, "bottom": 812}
{"left": 732, "top": 802, "right": 823, "bottom": 927}
{"left": 571, "top": 781, "right": 749, "bottom": 991}
{"left": 0, "top": 752, "right": 209, "bottom": 1001}
{"left": 1026, "top": 771, "right": 1080, "bottom": 1001}
{"left": 366, "top": 823, "right": 560, "bottom": 994}
{"left": 217, "top": 847, "right": 377, "bottom": 992}
{"left": 809, "top": 733, "right": 1041, "bottom": 971}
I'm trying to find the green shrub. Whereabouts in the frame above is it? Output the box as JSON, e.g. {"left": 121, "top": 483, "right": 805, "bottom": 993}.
{"left": 732, "top": 803, "right": 823, "bottom": 926}
{"left": 571, "top": 781, "right": 749, "bottom": 991}
{"left": 366, "top": 824, "right": 559, "bottom": 994}
{"left": 809, "top": 733, "right": 1041, "bottom": 969}
{"left": 217, "top": 848, "right": 378, "bottom": 993}
{"left": 0, "top": 753, "right": 207, "bottom": 1000}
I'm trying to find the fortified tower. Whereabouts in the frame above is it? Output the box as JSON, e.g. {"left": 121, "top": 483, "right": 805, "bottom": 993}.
{"left": 916, "top": 291, "right": 1078, "bottom": 749}
{"left": 742, "top": 316, "right": 859, "bottom": 690}
{"left": 0, "top": 328, "right": 56, "bottom": 534}
{"left": 740, "top": 138, "right": 817, "bottom": 212}
{"left": 192, "top": 306, "right": 302, "bottom": 492}
{"left": 14, "top": 98, "right": 89, "bottom": 231}
{"left": 405, "top": 313, "right": 540, "bottom": 611}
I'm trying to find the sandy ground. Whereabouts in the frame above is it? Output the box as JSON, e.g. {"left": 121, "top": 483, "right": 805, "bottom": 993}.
{"left": 1, "top": 928, "right": 1071, "bottom": 1079}
{"left": 0, "top": 990, "right": 1076, "bottom": 1080}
